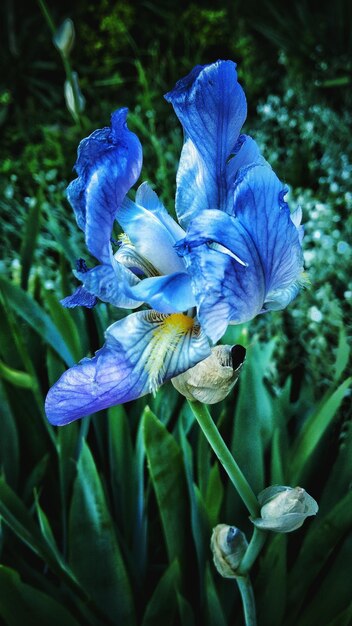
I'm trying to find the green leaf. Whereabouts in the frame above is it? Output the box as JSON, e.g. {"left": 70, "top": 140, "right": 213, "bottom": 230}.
{"left": 22, "top": 453, "right": 50, "bottom": 503}
{"left": 290, "top": 377, "right": 351, "bottom": 482}
{"left": 334, "top": 325, "right": 350, "bottom": 382}
{"left": 35, "top": 496, "right": 67, "bottom": 566}
{"left": 0, "top": 360, "right": 34, "bottom": 388}
{"left": 0, "top": 476, "right": 55, "bottom": 563}
{"left": 229, "top": 342, "right": 275, "bottom": 509}
{"left": 270, "top": 427, "right": 285, "bottom": 485}
{"left": 325, "top": 602, "right": 352, "bottom": 626}
{"left": 204, "top": 564, "right": 228, "bottom": 626}
{"left": 205, "top": 463, "right": 224, "bottom": 529}
{"left": 20, "top": 199, "right": 41, "bottom": 291}
{"left": 318, "top": 419, "right": 352, "bottom": 517}
{"left": 256, "top": 534, "right": 287, "bottom": 626}
{"left": 178, "top": 421, "right": 209, "bottom": 593}
{"left": 287, "top": 490, "right": 352, "bottom": 623}
{"left": 149, "top": 381, "right": 179, "bottom": 425}
{"left": 141, "top": 560, "right": 180, "bottom": 626}
{"left": 0, "top": 277, "right": 75, "bottom": 367}
{"left": 0, "top": 566, "right": 81, "bottom": 626}
{"left": 108, "top": 404, "right": 137, "bottom": 544}
{"left": 45, "top": 291, "right": 83, "bottom": 362}
{"left": 0, "top": 381, "right": 19, "bottom": 487}
{"left": 296, "top": 534, "right": 352, "bottom": 626}
{"left": 69, "top": 441, "right": 136, "bottom": 625}
{"left": 0, "top": 476, "right": 85, "bottom": 602}
{"left": 143, "top": 406, "right": 189, "bottom": 570}
{"left": 177, "top": 592, "right": 196, "bottom": 626}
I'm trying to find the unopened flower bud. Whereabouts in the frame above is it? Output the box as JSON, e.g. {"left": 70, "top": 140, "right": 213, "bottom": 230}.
{"left": 251, "top": 486, "right": 318, "bottom": 533}
{"left": 53, "top": 18, "right": 75, "bottom": 57}
{"left": 64, "top": 72, "right": 85, "bottom": 120}
{"left": 211, "top": 524, "right": 248, "bottom": 578}
{"left": 172, "top": 344, "right": 246, "bottom": 404}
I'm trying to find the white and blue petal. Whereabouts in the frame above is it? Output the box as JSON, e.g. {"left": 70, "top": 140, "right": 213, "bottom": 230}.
{"left": 45, "top": 310, "right": 210, "bottom": 425}
{"left": 176, "top": 212, "right": 265, "bottom": 342}
{"left": 124, "top": 272, "right": 196, "bottom": 314}
{"left": 165, "top": 61, "right": 262, "bottom": 225}
{"left": 66, "top": 108, "right": 142, "bottom": 264}
{"left": 74, "top": 259, "right": 142, "bottom": 309}
{"left": 177, "top": 164, "right": 303, "bottom": 342}
{"left": 118, "top": 184, "right": 185, "bottom": 275}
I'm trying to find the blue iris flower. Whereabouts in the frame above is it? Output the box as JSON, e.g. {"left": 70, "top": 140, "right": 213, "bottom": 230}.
{"left": 45, "top": 60, "right": 304, "bottom": 425}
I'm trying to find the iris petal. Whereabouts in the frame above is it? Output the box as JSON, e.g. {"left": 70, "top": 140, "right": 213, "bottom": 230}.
{"left": 118, "top": 186, "right": 185, "bottom": 274}
{"left": 125, "top": 272, "right": 196, "bottom": 313}
{"left": 177, "top": 165, "right": 303, "bottom": 342}
{"left": 74, "top": 260, "right": 142, "bottom": 309}
{"left": 61, "top": 286, "right": 97, "bottom": 309}
{"left": 231, "top": 164, "right": 303, "bottom": 296}
{"left": 66, "top": 108, "right": 142, "bottom": 263}
{"left": 45, "top": 310, "right": 210, "bottom": 425}
{"left": 165, "top": 60, "right": 250, "bottom": 226}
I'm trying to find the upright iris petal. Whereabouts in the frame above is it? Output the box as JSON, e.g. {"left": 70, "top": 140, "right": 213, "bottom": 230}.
{"left": 67, "top": 108, "right": 142, "bottom": 264}
{"left": 165, "top": 60, "right": 262, "bottom": 226}
{"left": 45, "top": 311, "right": 210, "bottom": 425}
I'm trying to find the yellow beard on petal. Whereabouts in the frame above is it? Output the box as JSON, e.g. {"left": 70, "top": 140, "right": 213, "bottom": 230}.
{"left": 145, "top": 313, "right": 195, "bottom": 394}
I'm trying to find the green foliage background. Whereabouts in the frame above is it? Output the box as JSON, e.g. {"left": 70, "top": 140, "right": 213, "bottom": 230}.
{"left": 0, "top": 1, "right": 351, "bottom": 624}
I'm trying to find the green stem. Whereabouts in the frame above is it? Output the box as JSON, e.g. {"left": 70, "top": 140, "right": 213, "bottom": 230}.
{"left": 188, "top": 401, "right": 259, "bottom": 518}
{"left": 236, "top": 576, "right": 257, "bottom": 626}
{"left": 237, "top": 527, "right": 267, "bottom": 575}
{"left": 37, "top": 0, "right": 83, "bottom": 128}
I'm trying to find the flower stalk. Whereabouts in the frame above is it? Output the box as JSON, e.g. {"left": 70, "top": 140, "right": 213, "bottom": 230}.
{"left": 236, "top": 575, "right": 257, "bottom": 626}
{"left": 188, "top": 400, "right": 259, "bottom": 518}
{"left": 237, "top": 526, "right": 267, "bottom": 575}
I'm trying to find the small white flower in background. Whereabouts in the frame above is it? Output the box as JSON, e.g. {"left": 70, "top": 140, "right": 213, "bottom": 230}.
{"left": 211, "top": 524, "right": 248, "bottom": 579}
{"left": 251, "top": 486, "right": 318, "bottom": 533}
{"left": 172, "top": 344, "right": 246, "bottom": 404}
{"left": 53, "top": 18, "right": 75, "bottom": 57}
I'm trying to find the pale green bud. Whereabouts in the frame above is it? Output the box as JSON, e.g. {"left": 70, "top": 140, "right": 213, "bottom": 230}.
{"left": 172, "top": 344, "right": 246, "bottom": 404}
{"left": 211, "top": 524, "right": 248, "bottom": 579}
{"left": 64, "top": 72, "right": 85, "bottom": 120}
{"left": 53, "top": 18, "right": 75, "bottom": 57}
{"left": 251, "top": 486, "right": 318, "bottom": 533}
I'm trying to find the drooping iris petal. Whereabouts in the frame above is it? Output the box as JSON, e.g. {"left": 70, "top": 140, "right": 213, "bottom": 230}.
{"left": 66, "top": 108, "right": 142, "bottom": 264}
{"left": 165, "top": 60, "right": 250, "bottom": 226}
{"left": 118, "top": 188, "right": 185, "bottom": 275}
{"left": 74, "top": 259, "right": 142, "bottom": 309}
{"left": 177, "top": 164, "right": 303, "bottom": 342}
{"left": 61, "top": 286, "right": 97, "bottom": 309}
{"left": 45, "top": 311, "right": 210, "bottom": 425}
{"left": 124, "top": 272, "right": 196, "bottom": 314}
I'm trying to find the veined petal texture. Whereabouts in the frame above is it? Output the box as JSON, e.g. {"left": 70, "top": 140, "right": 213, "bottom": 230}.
{"left": 66, "top": 108, "right": 142, "bottom": 263}
{"left": 45, "top": 311, "right": 210, "bottom": 425}
{"left": 119, "top": 183, "right": 185, "bottom": 275}
{"left": 74, "top": 259, "right": 142, "bottom": 309}
{"left": 165, "top": 60, "right": 251, "bottom": 226}
{"left": 124, "top": 272, "right": 196, "bottom": 313}
{"left": 177, "top": 164, "right": 303, "bottom": 342}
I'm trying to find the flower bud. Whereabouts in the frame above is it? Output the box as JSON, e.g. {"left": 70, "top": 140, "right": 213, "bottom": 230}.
{"left": 171, "top": 344, "right": 246, "bottom": 404}
{"left": 211, "top": 524, "right": 248, "bottom": 578}
{"left": 64, "top": 72, "right": 86, "bottom": 120}
{"left": 251, "top": 486, "right": 318, "bottom": 533}
{"left": 53, "top": 18, "right": 75, "bottom": 57}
